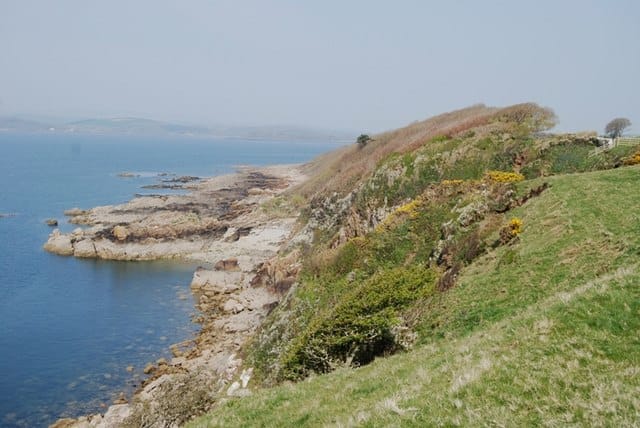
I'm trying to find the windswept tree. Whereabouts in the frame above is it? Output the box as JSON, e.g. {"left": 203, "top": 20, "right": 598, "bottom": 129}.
{"left": 356, "top": 134, "right": 372, "bottom": 149}
{"left": 497, "top": 103, "right": 557, "bottom": 133}
{"left": 605, "top": 118, "right": 631, "bottom": 139}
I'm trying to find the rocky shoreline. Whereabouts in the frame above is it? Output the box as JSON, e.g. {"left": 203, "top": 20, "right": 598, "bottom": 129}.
{"left": 48, "top": 165, "right": 308, "bottom": 428}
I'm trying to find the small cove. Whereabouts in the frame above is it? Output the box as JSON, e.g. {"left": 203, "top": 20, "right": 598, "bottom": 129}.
{"left": 0, "top": 133, "right": 341, "bottom": 427}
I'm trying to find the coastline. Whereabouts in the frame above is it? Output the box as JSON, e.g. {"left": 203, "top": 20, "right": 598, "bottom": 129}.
{"left": 48, "top": 164, "right": 309, "bottom": 427}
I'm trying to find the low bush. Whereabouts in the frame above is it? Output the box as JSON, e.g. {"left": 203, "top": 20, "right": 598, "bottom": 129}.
{"left": 485, "top": 170, "right": 525, "bottom": 183}
{"left": 623, "top": 150, "right": 640, "bottom": 166}
{"left": 281, "top": 266, "right": 436, "bottom": 379}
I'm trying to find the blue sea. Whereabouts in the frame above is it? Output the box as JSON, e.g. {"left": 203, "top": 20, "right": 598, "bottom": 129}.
{"left": 0, "top": 133, "right": 341, "bottom": 427}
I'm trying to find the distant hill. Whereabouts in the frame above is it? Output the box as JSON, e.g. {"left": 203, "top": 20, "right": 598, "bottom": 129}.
{"left": 66, "top": 117, "right": 211, "bottom": 137}
{"left": 0, "top": 116, "right": 354, "bottom": 142}
{"left": 0, "top": 117, "right": 54, "bottom": 133}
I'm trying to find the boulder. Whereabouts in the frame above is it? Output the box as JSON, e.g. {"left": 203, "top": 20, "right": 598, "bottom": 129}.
{"left": 45, "top": 218, "right": 58, "bottom": 226}
{"left": 49, "top": 418, "right": 78, "bottom": 428}
{"left": 247, "top": 187, "right": 264, "bottom": 195}
{"left": 190, "top": 269, "right": 242, "bottom": 292}
{"left": 223, "top": 299, "right": 245, "bottom": 314}
{"left": 202, "top": 281, "right": 240, "bottom": 295}
{"left": 112, "top": 225, "right": 129, "bottom": 241}
{"left": 73, "top": 239, "right": 97, "bottom": 258}
{"left": 43, "top": 230, "right": 74, "bottom": 256}
{"left": 214, "top": 258, "right": 240, "bottom": 271}
{"left": 100, "top": 404, "right": 131, "bottom": 427}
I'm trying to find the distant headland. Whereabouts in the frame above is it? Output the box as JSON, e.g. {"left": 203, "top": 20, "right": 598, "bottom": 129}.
{"left": 0, "top": 116, "right": 355, "bottom": 143}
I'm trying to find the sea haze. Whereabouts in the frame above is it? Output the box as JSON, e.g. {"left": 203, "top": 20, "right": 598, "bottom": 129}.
{"left": 0, "top": 133, "right": 342, "bottom": 427}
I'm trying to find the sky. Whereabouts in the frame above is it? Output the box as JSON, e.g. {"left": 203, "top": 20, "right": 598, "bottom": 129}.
{"left": 1, "top": 0, "right": 639, "bottom": 133}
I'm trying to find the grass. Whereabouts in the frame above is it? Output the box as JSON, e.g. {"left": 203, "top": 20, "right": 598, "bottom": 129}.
{"left": 189, "top": 165, "right": 640, "bottom": 427}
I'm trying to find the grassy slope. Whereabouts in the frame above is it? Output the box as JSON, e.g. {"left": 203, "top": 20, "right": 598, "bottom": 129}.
{"left": 190, "top": 166, "right": 640, "bottom": 427}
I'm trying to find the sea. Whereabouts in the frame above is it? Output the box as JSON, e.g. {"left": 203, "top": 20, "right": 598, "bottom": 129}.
{"left": 0, "top": 132, "right": 343, "bottom": 427}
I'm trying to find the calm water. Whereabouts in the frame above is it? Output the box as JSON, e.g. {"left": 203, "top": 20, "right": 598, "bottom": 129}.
{"left": 0, "top": 133, "right": 341, "bottom": 427}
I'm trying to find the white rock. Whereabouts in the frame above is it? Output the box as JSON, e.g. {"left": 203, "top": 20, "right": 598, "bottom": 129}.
{"left": 43, "top": 230, "right": 74, "bottom": 256}
{"left": 223, "top": 299, "right": 245, "bottom": 314}
{"left": 94, "top": 404, "right": 130, "bottom": 428}
{"left": 226, "top": 381, "right": 241, "bottom": 396}
{"left": 74, "top": 239, "right": 97, "bottom": 258}
{"left": 240, "top": 368, "right": 253, "bottom": 388}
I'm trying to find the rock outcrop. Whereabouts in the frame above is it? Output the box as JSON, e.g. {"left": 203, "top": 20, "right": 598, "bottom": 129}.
{"left": 44, "top": 168, "right": 299, "bottom": 262}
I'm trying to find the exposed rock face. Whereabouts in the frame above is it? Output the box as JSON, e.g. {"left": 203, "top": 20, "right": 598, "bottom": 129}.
{"left": 73, "top": 239, "right": 97, "bottom": 258}
{"left": 44, "top": 168, "right": 299, "bottom": 262}
{"left": 43, "top": 229, "right": 74, "bottom": 256}
{"left": 214, "top": 258, "right": 240, "bottom": 271}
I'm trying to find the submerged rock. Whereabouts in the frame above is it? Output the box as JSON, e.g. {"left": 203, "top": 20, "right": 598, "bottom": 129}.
{"left": 117, "top": 172, "right": 139, "bottom": 178}
{"left": 113, "top": 392, "right": 127, "bottom": 405}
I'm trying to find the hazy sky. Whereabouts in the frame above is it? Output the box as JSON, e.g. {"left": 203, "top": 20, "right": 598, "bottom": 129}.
{"left": 1, "top": 0, "right": 638, "bottom": 133}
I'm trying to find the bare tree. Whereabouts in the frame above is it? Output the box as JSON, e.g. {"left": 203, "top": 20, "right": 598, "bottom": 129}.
{"left": 605, "top": 118, "right": 631, "bottom": 138}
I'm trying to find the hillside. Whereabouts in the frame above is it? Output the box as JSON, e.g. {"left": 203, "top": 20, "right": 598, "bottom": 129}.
{"left": 119, "top": 103, "right": 640, "bottom": 427}
{"left": 190, "top": 164, "right": 640, "bottom": 426}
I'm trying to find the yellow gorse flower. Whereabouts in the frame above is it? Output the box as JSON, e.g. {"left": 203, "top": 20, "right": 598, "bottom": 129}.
{"left": 394, "top": 198, "right": 423, "bottom": 219}
{"left": 509, "top": 218, "right": 523, "bottom": 236}
{"left": 623, "top": 151, "right": 640, "bottom": 166}
{"left": 486, "top": 170, "right": 525, "bottom": 183}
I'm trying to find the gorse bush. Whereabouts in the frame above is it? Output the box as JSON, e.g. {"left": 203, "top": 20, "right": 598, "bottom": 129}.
{"left": 281, "top": 266, "right": 437, "bottom": 380}
{"left": 498, "top": 217, "right": 523, "bottom": 245}
{"left": 485, "top": 170, "right": 525, "bottom": 183}
{"left": 623, "top": 150, "right": 640, "bottom": 166}
{"left": 508, "top": 218, "right": 523, "bottom": 236}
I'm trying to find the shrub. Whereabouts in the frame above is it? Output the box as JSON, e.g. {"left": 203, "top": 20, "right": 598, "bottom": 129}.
{"left": 485, "top": 170, "right": 525, "bottom": 183}
{"left": 394, "top": 197, "right": 423, "bottom": 219}
{"left": 509, "top": 218, "right": 523, "bottom": 235}
{"left": 281, "top": 266, "right": 436, "bottom": 379}
{"left": 498, "top": 218, "right": 523, "bottom": 245}
{"left": 623, "top": 150, "right": 640, "bottom": 166}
